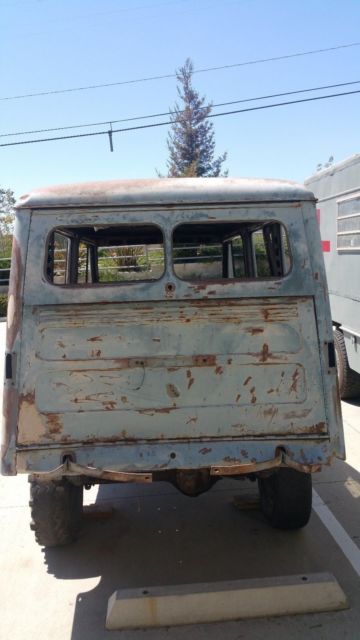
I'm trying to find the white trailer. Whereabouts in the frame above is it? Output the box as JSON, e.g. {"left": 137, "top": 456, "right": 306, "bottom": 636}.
{"left": 305, "top": 154, "right": 360, "bottom": 398}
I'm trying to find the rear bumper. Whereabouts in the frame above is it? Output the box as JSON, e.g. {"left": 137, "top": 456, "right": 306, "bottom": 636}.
{"left": 28, "top": 452, "right": 324, "bottom": 483}
{"left": 12, "top": 437, "right": 344, "bottom": 479}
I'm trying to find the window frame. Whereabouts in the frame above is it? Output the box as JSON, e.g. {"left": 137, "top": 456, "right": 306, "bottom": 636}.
{"left": 337, "top": 193, "right": 360, "bottom": 252}
{"left": 171, "top": 219, "right": 292, "bottom": 283}
{"left": 44, "top": 222, "right": 166, "bottom": 287}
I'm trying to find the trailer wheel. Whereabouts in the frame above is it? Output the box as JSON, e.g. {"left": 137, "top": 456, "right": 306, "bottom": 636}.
{"left": 29, "top": 478, "right": 83, "bottom": 547}
{"left": 258, "top": 468, "right": 312, "bottom": 530}
{"left": 334, "top": 329, "right": 360, "bottom": 399}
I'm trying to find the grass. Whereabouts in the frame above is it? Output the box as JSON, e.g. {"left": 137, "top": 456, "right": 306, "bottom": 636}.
{"left": 0, "top": 294, "right": 8, "bottom": 317}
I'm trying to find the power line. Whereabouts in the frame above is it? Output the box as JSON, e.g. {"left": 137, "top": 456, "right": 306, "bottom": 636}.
{"left": 1, "top": 79, "right": 360, "bottom": 139}
{"left": 1, "top": 87, "right": 359, "bottom": 149}
{"left": 1, "top": 42, "right": 360, "bottom": 102}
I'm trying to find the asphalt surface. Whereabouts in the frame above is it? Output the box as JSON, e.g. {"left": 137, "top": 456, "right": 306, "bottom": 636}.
{"left": 1, "top": 322, "right": 360, "bottom": 639}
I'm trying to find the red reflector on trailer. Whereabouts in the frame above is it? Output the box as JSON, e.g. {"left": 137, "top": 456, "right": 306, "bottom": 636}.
{"left": 322, "top": 240, "right": 330, "bottom": 252}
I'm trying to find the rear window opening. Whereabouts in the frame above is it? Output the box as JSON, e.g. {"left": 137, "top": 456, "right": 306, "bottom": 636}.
{"left": 172, "top": 221, "right": 291, "bottom": 281}
{"left": 46, "top": 224, "right": 165, "bottom": 285}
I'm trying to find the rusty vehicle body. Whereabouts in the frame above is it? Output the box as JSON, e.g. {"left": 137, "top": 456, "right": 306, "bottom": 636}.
{"left": 1, "top": 177, "right": 344, "bottom": 546}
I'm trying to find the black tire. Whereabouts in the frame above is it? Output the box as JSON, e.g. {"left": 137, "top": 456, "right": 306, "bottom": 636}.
{"left": 258, "top": 468, "right": 312, "bottom": 530}
{"left": 29, "top": 478, "right": 83, "bottom": 547}
{"left": 334, "top": 329, "right": 360, "bottom": 399}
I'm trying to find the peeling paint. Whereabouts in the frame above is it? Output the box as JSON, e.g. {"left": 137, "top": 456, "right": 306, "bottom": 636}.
{"left": 2, "top": 186, "right": 345, "bottom": 481}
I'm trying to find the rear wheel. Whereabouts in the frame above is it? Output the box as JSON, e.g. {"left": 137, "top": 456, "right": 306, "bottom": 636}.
{"left": 29, "top": 478, "right": 83, "bottom": 547}
{"left": 334, "top": 329, "right": 360, "bottom": 399}
{"left": 258, "top": 468, "right": 312, "bottom": 530}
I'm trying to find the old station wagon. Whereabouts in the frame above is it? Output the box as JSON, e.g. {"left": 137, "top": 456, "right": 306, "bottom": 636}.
{"left": 1, "top": 178, "right": 344, "bottom": 546}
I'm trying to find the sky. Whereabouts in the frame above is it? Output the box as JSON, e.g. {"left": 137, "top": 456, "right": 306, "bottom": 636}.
{"left": 1, "top": 0, "right": 360, "bottom": 199}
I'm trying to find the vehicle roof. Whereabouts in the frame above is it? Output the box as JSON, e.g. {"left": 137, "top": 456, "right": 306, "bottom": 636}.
{"left": 305, "top": 153, "right": 360, "bottom": 186}
{"left": 16, "top": 177, "right": 315, "bottom": 210}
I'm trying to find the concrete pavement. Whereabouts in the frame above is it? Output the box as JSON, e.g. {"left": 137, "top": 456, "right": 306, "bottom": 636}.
{"left": 1, "top": 320, "right": 360, "bottom": 639}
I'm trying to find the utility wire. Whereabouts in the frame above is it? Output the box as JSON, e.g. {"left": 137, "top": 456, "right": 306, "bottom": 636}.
{"left": 1, "top": 79, "right": 360, "bottom": 139}
{"left": 1, "top": 42, "right": 360, "bottom": 102}
{"left": 1, "top": 88, "right": 359, "bottom": 149}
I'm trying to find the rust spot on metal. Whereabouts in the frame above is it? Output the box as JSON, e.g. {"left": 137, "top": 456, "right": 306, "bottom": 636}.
{"left": 189, "top": 283, "right": 207, "bottom": 292}
{"left": 289, "top": 368, "right": 300, "bottom": 393}
{"left": 103, "top": 401, "right": 117, "bottom": 410}
{"left": 199, "top": 447, "right": 212, "bottom": 455}
{"left": 19, "top": 391, "right": 35, "bottom": 405}
{"left": 57, "top": 340, "right": 66, "bottom": 348}
{"left": 236, "top": 394, "right": 241, "bottom": 402}
{"left": 263, "top": 407, "right": 278, "bottom": 419}
{"left": 186, "top": 416, "right": 198, "bottom": 425}
{"left": 227, "top": 358, "right": 233, "bottom": 365}
{"left": 243, "top": 376, "right": 252, "bottom": 386}
{"left": 138, "top": 407, "right": 177, "bottom": 415}
{"left": 1, "top": 386, "right": 18, "bottom": 472}
{"left": 121, "top": 396, "right": 128, "bottom": 403}
{"left": 240, "top": 449, "right": 249, "bottom": 458}
{"left": 259, "top": 343, "right": 270, "bottom": 362}
{"left": 46, "top": 413, "right": 63, "bottom": 435}
{"left": 248, "top": 327, "right": 264, "bottom": 335}
{"left": 215, "top": 366, "right": 223, "bottom": 375}
{"left": 186, "top": 369, "right": 194, "bottom": 389}
{"left": 90, "top": 349, "right": 102, "bottom": 357}
{"left": 166, "top": 383, "right": 180, "bottom": 398}
{"left": 152, "top": 338, "right": 161, "bottom": 342}
{"left": 302, "top": 422, "right": 326, "bottom": 434}
{"left": 87, "top": 336, "right": 102, "bottom": 342}
{"left": 83, "top": 433, "right": 138, "bottom": 444}
{"left": 193, "top": 355, "right": 216, "bottom": 366}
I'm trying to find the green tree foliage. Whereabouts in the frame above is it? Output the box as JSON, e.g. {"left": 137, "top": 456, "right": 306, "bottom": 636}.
{"left": 166, "top": 59, "right": 227, "bottom": 177}
{"left": 0, "top": 187, "right": 15, "bottom": 236}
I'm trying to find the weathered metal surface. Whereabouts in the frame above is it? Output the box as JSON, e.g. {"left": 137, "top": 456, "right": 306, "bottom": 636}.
{"left": 16, "top": 177, "right": 315, "bottom": 210}
{"left": 1, "top": 213, "right": 31, "bottom": 475}
{"left": 16, "top": 439, "right": 335, "bottom": 475}
{"left": 17, "top": 297, "right": 328, "bottom": 445}
{"left": 22, "top": 205, "right": 317, "bottom": 306}
{"left": 211, "top": 454, "right": 283, "bottom": 476}
{"left": 2, "top": 179, "right": 344, "bottom": 479}
{"left": 30, "top": 459, "right": 152, "bottom": 483}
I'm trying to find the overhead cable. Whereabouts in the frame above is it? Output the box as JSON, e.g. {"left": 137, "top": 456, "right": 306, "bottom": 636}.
{"left": 1, "top": 79, "right": 360, "bottom": 139}
{"left": 1, "top": 42, "right": 360, "bottom": 102}
{"left": 1, "top": 87, "right": 359, "bottom": 149}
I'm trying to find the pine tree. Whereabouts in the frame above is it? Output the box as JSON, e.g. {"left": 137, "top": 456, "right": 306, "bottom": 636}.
{"left": 166, "top": 59, "right": 227, "bottom": 177}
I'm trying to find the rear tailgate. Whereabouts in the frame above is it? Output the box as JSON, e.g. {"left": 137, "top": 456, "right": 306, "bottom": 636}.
{"left": 17, "top": 297, "right": 327, "bottom": 446}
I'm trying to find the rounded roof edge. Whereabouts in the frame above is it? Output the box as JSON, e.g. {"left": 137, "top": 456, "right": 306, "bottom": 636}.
{"left": 304, "top": 153, "right": 360, "bottom": 185}
{"left": 16, "top": 176, "right": 315, "bottom": 210}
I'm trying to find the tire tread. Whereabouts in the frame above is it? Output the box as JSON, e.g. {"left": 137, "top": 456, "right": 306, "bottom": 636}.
{"left": 29, "top": 479, "right": 82, "bottom": 547}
